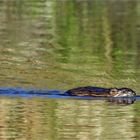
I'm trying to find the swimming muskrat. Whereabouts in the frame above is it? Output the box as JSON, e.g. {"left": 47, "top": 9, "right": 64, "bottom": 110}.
{"left": 65, "top": 86, "right": 136, "bottom": 104}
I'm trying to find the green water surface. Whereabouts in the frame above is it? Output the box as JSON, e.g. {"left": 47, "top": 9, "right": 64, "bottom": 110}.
{"left": 0, "top": 0, "right": 140, "bottom": 140}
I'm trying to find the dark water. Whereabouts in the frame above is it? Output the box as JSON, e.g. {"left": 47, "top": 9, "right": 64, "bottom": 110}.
{"left": 0, "top": 0, "right": 140, "bottom": 139}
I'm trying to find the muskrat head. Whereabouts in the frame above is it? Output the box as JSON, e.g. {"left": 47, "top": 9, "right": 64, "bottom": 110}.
{"left": 109, "top": 88, "right": 136, "bottom": 104}
{"left": 114, "top": 88, "right": 136, "bottom": 97}
{"left": 110, "top": 88, "right": 136, "bottom": 97}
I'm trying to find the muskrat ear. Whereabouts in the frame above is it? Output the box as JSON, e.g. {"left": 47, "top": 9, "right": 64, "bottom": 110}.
{"left": 110, "top": 88, "right": 118, "bottom": 96}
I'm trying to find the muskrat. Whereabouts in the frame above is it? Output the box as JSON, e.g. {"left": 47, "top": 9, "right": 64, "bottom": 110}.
{"left": 65, "top": 86, "right": 136, "bottom": 104}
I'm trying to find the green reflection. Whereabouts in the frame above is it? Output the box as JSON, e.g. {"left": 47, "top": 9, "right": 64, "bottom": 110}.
{"left": 0, "top": 97, "right": 136, "bottom": 140}
{"left": 0, "top": 0, "right": 140, "bottom": 89}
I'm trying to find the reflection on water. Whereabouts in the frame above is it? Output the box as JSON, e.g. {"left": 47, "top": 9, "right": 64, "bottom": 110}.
{"left": 0, "top": 97, "right": 139, "bottom": 140}
{"left": 0, "top": 0, "right": 140, "bottom": 140}
{"left": 0, "top": 0, "right": 140, "bottom": 89}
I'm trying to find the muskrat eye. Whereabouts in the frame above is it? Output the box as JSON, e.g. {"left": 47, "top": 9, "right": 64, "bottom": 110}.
{"left": 110, "top": 88, "right": 118, "bottom": 95}
{"left": 122, "top": 90, "right": 126, "bottom": 93}
{"left": 110, "top": 88, "right": 117, "bottom": 92}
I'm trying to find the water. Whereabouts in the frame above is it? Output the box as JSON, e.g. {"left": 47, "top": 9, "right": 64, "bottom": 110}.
{"left": 0, "top": 0, "right": 140, "bottom": 139}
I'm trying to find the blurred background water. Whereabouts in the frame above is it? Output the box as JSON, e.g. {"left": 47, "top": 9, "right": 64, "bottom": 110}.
{"left": 0, "top": 0, "right": 140, "bottom": 140}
